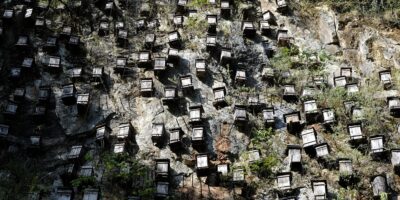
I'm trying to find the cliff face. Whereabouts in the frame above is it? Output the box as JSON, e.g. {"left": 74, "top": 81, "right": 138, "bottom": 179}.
{"left": 253, "top": 2, "right": 400, "bottom": 199}
{"left": 0, "top": 0, "right": 400, "bottom": 199}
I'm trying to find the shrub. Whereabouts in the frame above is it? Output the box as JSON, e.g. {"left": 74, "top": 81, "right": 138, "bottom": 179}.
{"left": 137, "top": 187, "right": 156, "bottom": 199}
{"left": 185, "top": 16, "right": 207, "bottom": 38}
{"left": 249, "top": 155, "right": 280, "bottom": 178}
{"left": 337, "top": 187, "right": 358, "bottom": 200}
{"left": 380, "top": 192, "right": 389, "bottom": 200}
{"left": 71, "top": 176, "right": 96, "bottom": 188}
{"left": 102, "top": 153, "right": 148, "bottom": 186}
{"left": 316, "top": 87, "right": 347, "bottom": 111}
{"left": 269, "top": 47, "right": 293, "bottom": 72}
{"left": 84, "top": 152, "right": 93, "bottom": 161}
{"left": 188, "top": 0, "right": 209, "bottom": 8}
{"left": 251, "top": 127, "right": 274, "bottom": 143}
{"left": 318, "top": 51, "right": 332, "bottom": 62}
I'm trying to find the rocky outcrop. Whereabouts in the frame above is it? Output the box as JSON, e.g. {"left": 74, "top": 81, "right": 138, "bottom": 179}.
{"left": 318, "top": 6, "right": 339, "bottom": 46}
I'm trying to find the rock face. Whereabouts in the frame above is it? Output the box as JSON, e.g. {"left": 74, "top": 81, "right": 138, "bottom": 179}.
{"left": 318, "top": 6, "right": 339, "bottom": 45}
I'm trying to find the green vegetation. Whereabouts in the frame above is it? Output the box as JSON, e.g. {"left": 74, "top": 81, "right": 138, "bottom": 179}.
{"left": 187, "top": 0, "right": 209, "bottom": 8}
{"left": 248, "top": 128, "right": 280, "bottom": 178}
{"left": 315, "top": 72, "right": 394, "bottom": 136}
{"left": 269, "top": 47, "right": 297, "bottom": 84}
{"left": 184, "top": 16, "right": 207, "bottom": 50}
{"left": 45, "top": 0, "right": 72, "bottom": 8}
{"left": 316, "top": 87, "right": 347, "bottom": 116}
{"left": 337, "top": 187, "right": 358, "bottom": 200}
{"left": 380, "top": 192, "right": 389, "bottom": 200}
{"left": 285, "top": 47, "right": 330, "bottom": 68}
{"left": 0, "top": 158, "right": 42, "bottom": 199}
{"left": 269, "top": 47, "right": 329, "bottom": 84}
{"left": 103, "top": 153, "right": 148, "bottom": 185}
{"left": 236, "top": 86, "right": 255, "bottom": 93}
{"left": 318, "top": 51, "right": 333, "bottom": 62}
{"left": 71, "top": 176, "right": 97, "bottom": 188}
{"left": 267, "top": 41, "right": 396, "bottom": 198}
{"left": 391, "top": 68, "right": 400, "bottom": 87}
{"left": 356, "top": 84, "right": 390, "bottom": 134}
{"left": 293, "top": 0, "right": 400, "bottom": 28}
{"left": 296, "top": 0, "right": 400, "bottom": 14}
{"left": 185, "top": 16, "right": 208, "bottom": 38}
{"left": 234, "top": 128, "right": 280, "bottom": 180}
{"left": 251, "top": 127, "right": 275, "bottom": 146}
{"left": 84, "top": 152, "right": 94, "bottom": 162}
{"left": 137, "top": 187, "right": 156, "bottom": 198}
{"left": 269, "top": 47, "right": 295, "bottom": 72}
{"left": 102, "top": 152, "right": 154, "bottom": 198}
{"left": 167, "top": 75, "right": 178, "bottom": 85}
{"left": 38, "top": 0, "right": 49, "bottom": 4}
{"left": 249, "top": 155, "right": 280, "bottom": 178}
{"left": 219, "top": 21, "right": 231, "bottom": 37}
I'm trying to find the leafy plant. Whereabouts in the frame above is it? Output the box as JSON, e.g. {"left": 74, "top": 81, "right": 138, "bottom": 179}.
{"left": 137, "top": 187, "right": 156, "bottom": 199}
{"left": 270, "top": 48, "right": 293, "bottom": 71}
{"left": 0, "top": 158, "right": 41, "bottom": 199}
{"left": 319, "top": 51, "right": 332, "bottom": 62}
{"left": 188, "top": 0, "right": 209, "bottom": 8}
{"left": 167, "top": 75, "right": 178, "bottom": 85}
{"left": 236, "top": 86, "right": 254, "bottom": 93}
{"left": 185, "top": 16, "right": 207, "bottom": 38}
{"left": 380, "top": 192, "right": 389, "bottom": 200}
{"left": 269, "top": 47, "right": 300, "bottom": 84}
{"left": 84, "top": 152, "right": 93, "bottom": 161}
{"left": 316, "top": 87, "right": 347, "bottom": 111}
{"left": 71, "top": 176, "right": 96, "bottom": 188}
{"left": 337, "top": 187, "right": 358, "bottom": 200}
{"left": 50, "top": 0, "right": 65, "bottom": 8}
{"left": 251, "top": 127, "right": 274, "bottom": 144}
{"left": 249, "top": 155, "right": 279, "bottom": 178}
{"left": 102, "top": 153, "right": 148, "bottom": 186}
